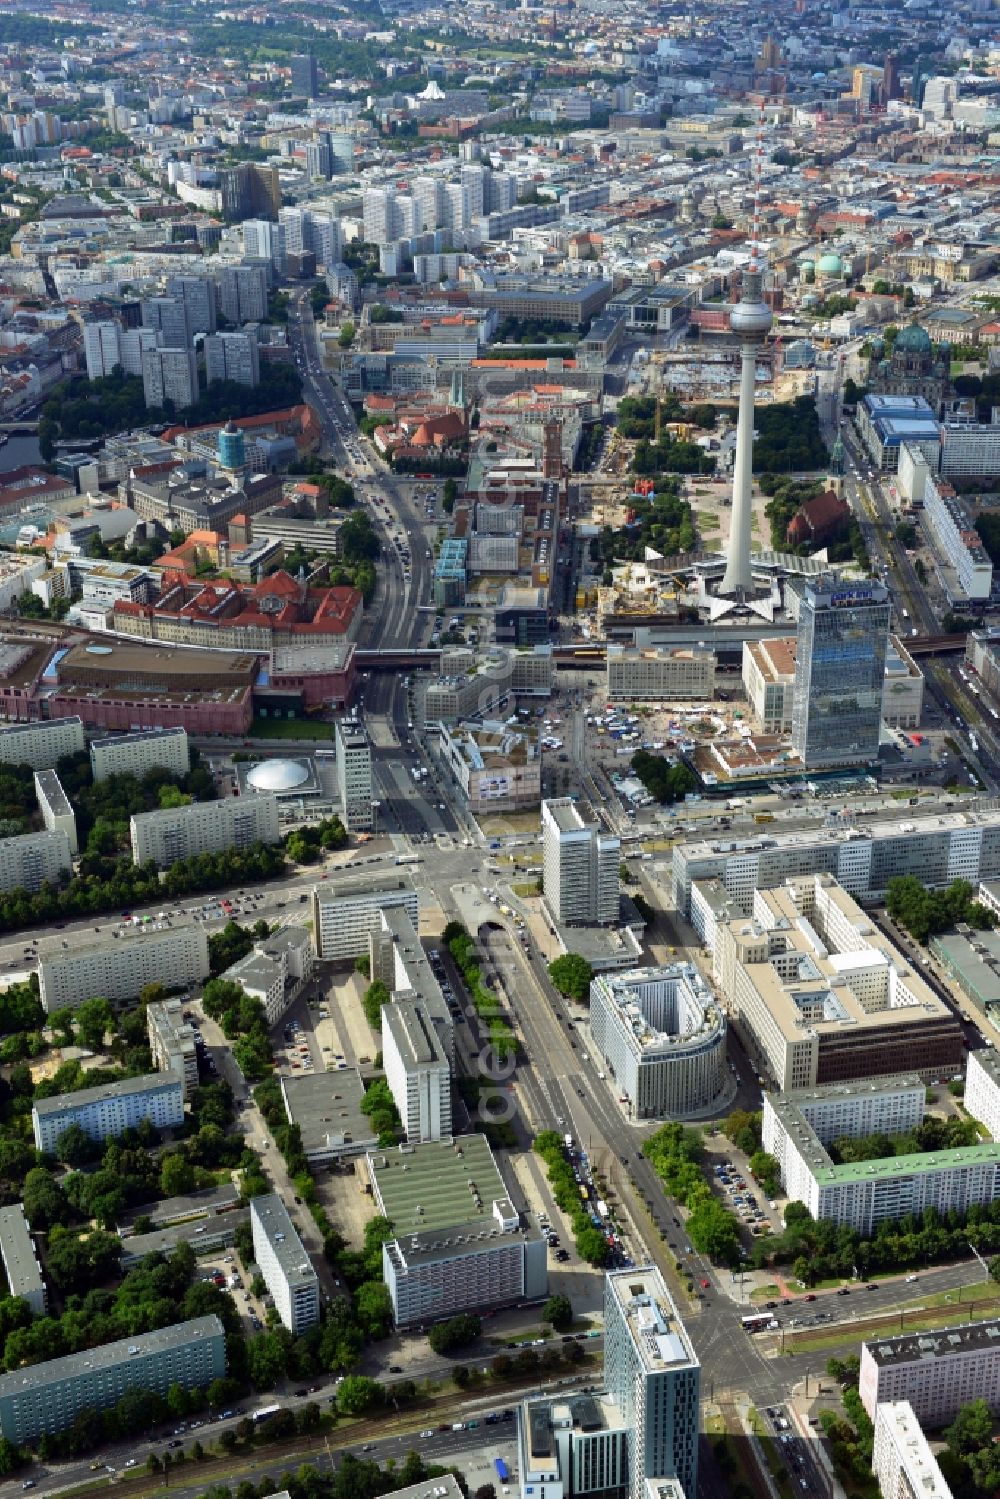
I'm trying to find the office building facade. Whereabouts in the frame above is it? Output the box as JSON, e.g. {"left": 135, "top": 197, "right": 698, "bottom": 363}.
{"left": 311, "top": 874, "right": 418, "bottom": 962}
{"left": 39, "top": 925, "right": 209, "bottom": 1013}
{"left": 32, "top": 1073, "right": 184, "bottom": 1153}
{"left": 130, "top": 794, "right": 281, "bottom": 866}
{"left": 672, "top": 807, "right": 1000, "bottom": 920}
{"left": 334, "top": 716, "right": 374, "bottom": 831}
{"left": 0, "top": 830, "right": 72, "bottom": 895}
{"left": 141, "top": 346, "right": 199, "bottom": 411}
{"left": 221, "top": 925, "right": 313, "bottom": 1026}
{"left": 590, "top": 967, "right": 728, "bottom": 1120}
{"left": 0, "top": 1316, "right": 226, "bottom": 1445}
{"left": 603, "top": 1268, "right": 700, "bottom": 1499}
{"left": 0, "top": 1204, "right": 46, "bottom": 1316}
{"left": 382, "top": 998, "right": 452, "bottom": 1142}
{"left": 791, "top": 578, "right": 891, "bottom": 768}
{"left": 147, "top": 997, "right": 200, "bottom": 1098}
{"left": 606, "top": 646, "right": 715, "bottom": 703}
{"left": 859, "top": 1318, "right": 1000, "bottom": 1425}
{"left": 0, "top": 717, "right": 85, "bottom": 770}
{"left": 542, "top": 798, "right": 619, "bottom": 926}
{"left": 250, "top": 1194, "right": 320, "bottom": 1335}
{"left": 90, "top": 727, "right": 190, "bottom": 783}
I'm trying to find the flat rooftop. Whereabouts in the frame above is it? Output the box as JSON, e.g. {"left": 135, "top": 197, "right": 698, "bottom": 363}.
{"left": 250, "top": 1193, "right": 317, "bottom": 1284}
{"left": 33, "top": 768, "right": 72, "bottom": 817}
{"left": 0, "top": 1315, "right": 224, "bottom": 1396}
{"left": 54, "top": 641, "right": 258, "bottom": 684}
{"left": 120, "top": 1208, "right": 248, "bottom": 1262}
{"left": 279, "top": 1069, "right": 376, "bottom": 1154}
{"left": 314, "top": 872, "right": 414, "bottom": 902}
{"left": 383, "top": 999, "right": 449, "bottom": 1070}
{"left": 0, "top": 1204, "right": 44, "bottom": 1301}
{"left": 91, "top": 727, "right": 188, "bottom": 749}
{"left": 606, "top": 1266, "right": 698, "bottom": 1372}
{"left": 676, "top": 807, "right": 999, "bottom": 864}
{"left": 865, "top": 1317, "right": 1000, "bottom": 1368}
{"left": 33, "top": 1070, "right": 178, "bottom": 1117}
{"left": 368, "top": 1136, "right": 512, "bottom": 1235}
{"left": 545, "top": 797, "right": 585, "bottom": 834}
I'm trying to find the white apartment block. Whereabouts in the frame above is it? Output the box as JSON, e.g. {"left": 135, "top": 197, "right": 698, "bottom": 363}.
{"left": 146, "top": 997, "right": 199, "bottom": 1098}
{"left": 741, "top": 634, "right": 924, "bottom": 735}
{"left": 369, "top": 904, "right": 454, "bottom": 1068}
{"left": 221, "top": 925, "right": 313, "bottom": 1026}
{"left": 0, "top": 716, "right": 85, "bottom": 770}
{"left": 671, "top": 806, "right": 1000, "bottom": 920}
{"left": 0, "top": 830, "right": 72, "bottom": 895}
{"left": 606, "top": 644, "right": 715, "bottom": 702}
{"left": 250, "top": 1194, "right": 319, "bottom": 1334}
{"left": 873, "top": 1402, "right": 952, "bottom": 1499}
{"left": 603, "top": 1267, "right": 701, "bottom": 1499}
{"left": 922, "top": 474, "right": 993, "bottom": 604}
{"left": 590, "top": 966, "right": 728, "bottom": 1119}
{"left": 204, "top": 331, "right": 260, "bottom": 388}
{"left": 334, "top": 716, "right": 374, "bottom": 832}
{"left": 38, "top": 925, "right": 210, "bottom": 1012}
{"left": 860, "top": 1318, "right": 1000, "bottom": 1425}
{"left": 0, "top": 1203, "right": 47, "bottom": 1315}
{"left": 965, "top": 1047, "right": 1000, "bottom": 1143}
{"left": 33, "top": 769, "right": 77, "bottom": 855}
{"left": 311, "top": 874, "right": 418, "bottom": 963}
{"left": 90, "top": 727, "right": 190, "bottom": 783}
{"left": 130, "top": 794, "right": 281, "bottom": 866}
{"left": 542, "top": 797, "right": 619, "bottom": 926}
{"left": 382, "top": 998, "right": 452, "bottom": 1142}
{"left": 763, "top": 1078, "right": 1000, "bottom": 1235}
{"left": 0, "top": 1316, "right": 226, "bottom": 1446}
{"left": 32, "top": 1073, "right": 184, "bottom": 1153}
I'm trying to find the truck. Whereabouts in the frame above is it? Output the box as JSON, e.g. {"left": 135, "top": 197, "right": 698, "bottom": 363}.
{"left": 495, "top": 1459, "right": 510, "bottom": 1484}
{"left": 596, "top": 1200, "right": 609, "bottom": 1220}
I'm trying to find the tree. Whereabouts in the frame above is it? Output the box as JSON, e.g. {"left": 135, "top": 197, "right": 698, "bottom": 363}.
{"left": 247, "top": 1330, "right": 290, "bottom": 1389}
{"left": 547, "top": 954, "right": 594, "bottom": 1002}
{"left": 355, "top": 1280, "right": 393, "bottom": 1339}
{"left": 989, "top": 1254, "right": 1000, "bottom": 1284}
{"left": 48, "top": 1006, "right": 76, "bottom": 1046}
{"left": 749, "top": 1150, "right": 780, "bottom": 1195}
{"left": 74, "top": 997, "right": 114, "bottom": 1052}
{"left": 428, "top": 1313, "right": 482, "bottom": 1355}
{"left": 338, "top": 322, "right": 355, "bottom": 348}
{"left": 55, "top": 1122, "right": 100, "bottom": 1168}
{"left": 160, "top": 1151, "right": 196, "bottom": 1198}
{"left": 945, "top": 1399, "right": 994, "bottom": 1460}
{"left": 542, "top": 1295, "right": 573, "bottom": 1332}
{"left": 574, "top": 1225, "right": 610, "bottom": 1266}
{"left": 336, "top": 1375, "right": 383, "bottom": 1415}
{"left": 363, "top": 980, "right": 390, "bottom": 1030}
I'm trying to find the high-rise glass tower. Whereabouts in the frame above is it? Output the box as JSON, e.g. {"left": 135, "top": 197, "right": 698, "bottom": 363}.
{"left": 791, "top": 577, "right": 891, "bottom": 768}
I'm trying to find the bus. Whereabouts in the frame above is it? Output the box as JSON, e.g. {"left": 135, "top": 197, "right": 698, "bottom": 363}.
{"left": 250, "top": 1404, "right": 282, "bottom": 1424}
{"left": 742, "top": 1313, "right": 776, "bottom": 1334}
{"left": 495, "top": 1459, "right": 510, "bottom": 1484}
{"left": 753, "top": 812, "right": 774, "bottom": 825}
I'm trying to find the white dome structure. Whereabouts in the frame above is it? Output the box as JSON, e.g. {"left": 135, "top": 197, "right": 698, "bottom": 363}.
{"left": 246, "top": 758, "right": 310, "bottom": 793}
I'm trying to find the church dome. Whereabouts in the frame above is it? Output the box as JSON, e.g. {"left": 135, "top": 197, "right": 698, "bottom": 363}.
{"left": 817, "top": 252, "right": 843, "bottom": 275}
{"left": 895, "top": 322, "right": 932, "bottom": 355}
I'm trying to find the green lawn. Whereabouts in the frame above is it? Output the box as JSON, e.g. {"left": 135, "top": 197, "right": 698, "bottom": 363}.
{"left": 250, "top": 717, "right": 335, "bottom": 741}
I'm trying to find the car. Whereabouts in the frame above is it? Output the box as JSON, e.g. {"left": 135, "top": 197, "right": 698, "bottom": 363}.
{"left": 701, "top": 1279, "right": 710, "bottom": 1289}
{"left": 22, "top": 1482, "right": 35, "bottom": 1490}
{"left": 804, "top": 1293, "right": 817, "bottom": 1302}
{"left": 389, "top": 1364, "right": 403, "bottom": 1373}
{"left": 764, "top": 1300, "right": 777, "bottom": 1309}
{"left": 295, "top": 1388, "right": 308, "bottom": 1397}
{"left": 421, "top": 1429, "right": 435, "bottom": 1438}
{"left": 905, "top": 1274, "right": 918, "bottom": 1283}
{"left": 866, "top": 1282, "right": 879, "bottom": 1290}
{"left": 362, "top": 1443, "right": 375, "bottom": 1452}
{"left": 836, "top": 1288, "right": 850, "bottom": 1296}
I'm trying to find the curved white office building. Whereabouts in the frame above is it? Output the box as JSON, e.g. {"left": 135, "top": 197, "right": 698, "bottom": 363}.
{"left": 590, "top": 965, "right": 728, "bottom": 1119}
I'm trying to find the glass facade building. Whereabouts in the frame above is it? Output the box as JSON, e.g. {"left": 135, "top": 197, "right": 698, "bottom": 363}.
{"left": 791, "top": 578, "right": 891, "bottom": 768}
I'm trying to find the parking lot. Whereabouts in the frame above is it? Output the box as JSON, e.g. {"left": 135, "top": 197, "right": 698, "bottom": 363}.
{"left": 196, "top": 1249, "right": 266, "bottom": 1334}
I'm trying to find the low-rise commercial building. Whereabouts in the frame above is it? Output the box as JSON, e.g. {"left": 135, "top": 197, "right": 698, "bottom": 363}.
{"left": 606, "top": 645, "right": 715, "bottom": 703}
{"left": 872, "top": 1402, "right": 952, "bottom": 1499}
{"left": 0, "top": 716, "right": 85, "bottom": 770}
{"left": 312, "top": 873, "right": 418, "bottom": 963}
{"left": 382, "top": 998, "right": 452, "bottom": 1142}
{"left": 130, "top": 794, "right": 281, "bottom": 866}
{"left": 440, "top": 719, "right": 541, "bottom": 813}
{"left": 714, "top": 876, "right": 963, "bottom": 1091}
{"left": 368, "top": 1137, "right": 546, "bottom": 1328}
{"left": 590, "top": 966, "right": 728, "bottom": 1119}
{"left": 0, "top": 1204, "right": 46, "bottom": 1315}
{"left": 32, "top": 1072, "right": 184, "bottom": 1153}
{"left": 33, "top": 769, "right": 77, "bottom": 856}
{"left": 0, "top": 1316, "right": 226, "bottom": 1446}
{"left": 39, "top": 926, "right": 210, "bottom": 1013}
{"left": 0, "top": 829, "right": 73, "bottom": 895}
{"left": 147, "top": 997, "right": 199, "bottom": 1098}
{"left": 859, "top": 1318, "right": 1000, "bottom": 1425}
{"left": 221, "top": 926, "right": 312, "bottom": 1026}
{"left": 672, "top": 807, "right": 1000, "bottom": 921}
{"left": 250, "top": 1194, "right": 320, "bottom": 1335}
{"left": 90, "top": 727, "right": 190, "bottom": 783}
{"left": 763, "top": 1077, "right": 1000, "bottom": 1234}
{"left": 517, "top": 1389, "right": 630, "bottom": 1499}
{"left": 120, "top": 1207, "right": 249, "bottom": 1268}
{"left": 279, "top": 1069, "right": 378, "bottom": 1164}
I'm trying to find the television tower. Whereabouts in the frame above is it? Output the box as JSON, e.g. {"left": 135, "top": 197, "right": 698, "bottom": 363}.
{"left": 720, "top": 107, "right": 773, "bottom": 598}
